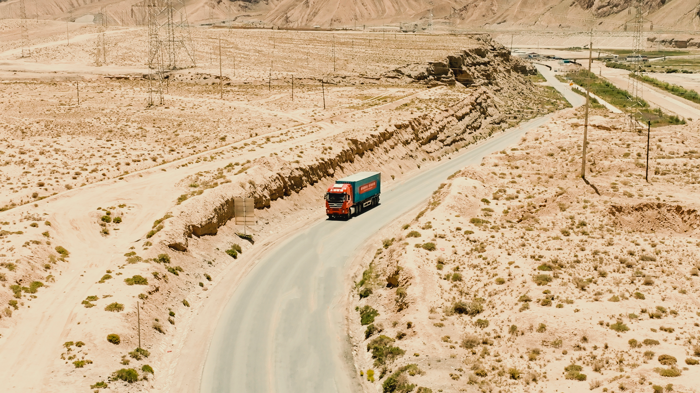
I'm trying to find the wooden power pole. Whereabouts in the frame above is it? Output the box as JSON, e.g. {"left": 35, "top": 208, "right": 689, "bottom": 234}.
{"left": 646, "top": 121, "right": 651, "bottom": 182}
{"left": 218, "top": 34, "right": 223, "bottom": 99}
{"left": 581, "top": 31, "right": 593, "bottom": 179}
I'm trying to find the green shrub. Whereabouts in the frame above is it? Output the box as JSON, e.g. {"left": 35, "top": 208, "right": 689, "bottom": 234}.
{"left": 129, "top": 347, "right": 150, "bottom": 360}
{"left": 406, "top": 231, "right": 421, "bottom": 238}
{"left": 658, "top": 355, "right": 677, "bottom": 366}
{"left": 98, "top": 274, "right": 112, "bottom": 283}
{"left": 25, "top": 281, "right": 44, "bottom": 294}
{"left": 113, "top": 217, "right": 122, "bottom": 224}
{"left": 533, "top": 274, "right": 552, "bottom": 286}
{"left": 453, "top": 301, "right": 483, "bottom": 316}
{"left": 124, "top": 275, "right": 148, "bottom": 285}
{"left": 652, "top": 385, "right": 664, "bottom": 393}
{"left": 359, "top": 305, "right": 379, "bottom": 325}
{"left": 156, "top": 253, "right": 170, "bottom": 264}
{"left": 367, "top": 335, "right": 405, "bottom": 366}
{"left": 537, "top": 263, "right": 553, "bottom": 271}
{"left": 655, "top": 367, "right": 681, "bottom": 377}
{"left": 367, "top": 369, "right": 375, "bottom": 382}
{"left": 495, "top": 277, "right": 505, "bottom": 285}
{"left": 382, "top": 364, "right": 422, "bottom": 393}
{"left": 643, "top": 339, "right": 660, "bottom": 346}
{"left": 55, "top": 246, "right": 69, "bottom": 258}
{"left": 90, "top": 381, "right": 108, "bottom": 389}
{"left": 182, "top": 299, "right": 190, "bottom": 307}
{"left": 382, "top": 238, "right": 395, "bottom": 249}
{"left": 73, "top": 359, "right": 92, "bottom": 368}
{"left": 421, "top": 242, "right": 436, "bottom": 251}
{"left": 105, "top": 302, "right": 124, "bottom": 312}
{"left": 101, "top": 215, "right": 112, "bottom": 223}
{"left": 634, "top": 292, "right": 645, "bottom": 299}
{"left": 359, "top": 287, "right": 373, "bottom": 299}
{"left": 685, "top": 358, "right": 699, "bottom": 365}
{"left": 365, "top": 324, "right": 380, "bottom": 339}
{"left": 10, "top": 284, "right": 22, "bottom": 299}
{"left": 565, "top": 364, "right": 586, "bottom": 381}
{"left": 113, "top": 368, "right": 139, "bottom": 383}
{"left": 166, "top": 266, "right": 183, "bottom": 275}
{"left": 475, "top": 319, "right": 489, "bottom": 329}
{"left": 236, "top": 232, "right": 254, "bottom": 244}
{"left": 610, "top": 321, "right": 629, "bottom": 332}
{"left": 451, "top": 273, "right": 462, "bottom": 282}
{"left": 107, "top": 334, "right": 120, "bottom": 345}
{"left": 141, "top": 364, "right": 154, "bottom": 374}
{"left": 225, "top": 244, "right": 242, "bottom": 259}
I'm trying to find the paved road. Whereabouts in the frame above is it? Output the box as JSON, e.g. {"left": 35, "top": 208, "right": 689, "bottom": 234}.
{"left": 596, "top": 63, "right": 700, "bottom": 119}
{"left": 200, "top": 66, "right": 580, "bottom": 393}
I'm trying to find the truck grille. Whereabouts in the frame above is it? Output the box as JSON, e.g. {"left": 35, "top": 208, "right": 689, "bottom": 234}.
{"left": 328, "top": 203, "right": 343, "bottom": 209}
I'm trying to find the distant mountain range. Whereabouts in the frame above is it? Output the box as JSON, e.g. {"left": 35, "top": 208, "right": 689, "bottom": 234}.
{"left": 1, "top": 0, "right": 699, "bottom": 32}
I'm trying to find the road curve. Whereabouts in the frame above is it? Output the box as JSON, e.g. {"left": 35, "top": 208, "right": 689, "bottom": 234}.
{"left": 200, "top": 66, "right": 579, "bottom": 393}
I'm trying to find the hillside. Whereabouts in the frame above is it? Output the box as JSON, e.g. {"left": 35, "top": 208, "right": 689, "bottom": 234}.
{"left": 1, "top": 0, "right": 699, "bottom": 31}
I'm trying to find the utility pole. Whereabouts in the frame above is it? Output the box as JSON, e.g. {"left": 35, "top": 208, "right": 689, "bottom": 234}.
{"left": 137, "top": 300, "right": 141, "bottom": 349}
{"left": 645, "top": 120, "right": 651, "bottom": 182}
{"left": 581, "top": 30, "right": 593, "bottom": 179}
{"left": 218, "top": 34, "right": 223, "bottom": 99}
{"left": 510, "top": 34, "right": 513, "bottom": 52}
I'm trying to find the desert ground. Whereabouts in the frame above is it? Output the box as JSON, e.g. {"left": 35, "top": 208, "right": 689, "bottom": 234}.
{"left": 348, "top": 106, "right": 700, "bottom": 392}
{"left": 2, "top": 5, "right": 700, "bottom": 392}
{"left": 0, "top": 19, "right": 576, "bottom": 392}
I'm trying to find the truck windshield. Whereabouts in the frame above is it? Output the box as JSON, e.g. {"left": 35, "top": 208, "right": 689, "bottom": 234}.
{"left": 326, "top": 193, "right": 345, "bottom": 203}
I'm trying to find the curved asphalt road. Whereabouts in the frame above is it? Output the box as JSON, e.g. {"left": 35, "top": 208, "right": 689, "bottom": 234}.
{"left": 200, "top": 66, "right": 582, "bottom": 393}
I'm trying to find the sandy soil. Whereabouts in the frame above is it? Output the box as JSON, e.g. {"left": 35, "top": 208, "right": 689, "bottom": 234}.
{"left": 348, "top": 108, "right": 700, "bottom": 392}
{"left": 0, "top": 25, "right": 572, "bottom": 392}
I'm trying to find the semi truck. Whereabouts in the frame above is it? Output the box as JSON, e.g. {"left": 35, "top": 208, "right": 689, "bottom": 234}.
{"left": 325, "top": 171, "right": 381, "bottom": 220}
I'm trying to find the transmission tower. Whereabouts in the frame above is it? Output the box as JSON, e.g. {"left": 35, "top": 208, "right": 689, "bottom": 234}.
{"left": 133, "top": 0, "right": 196, "bottom": 106}
{"left": 19, "top": 0, "right": 29, "bottom": 57}
{"left": 95, "top": 7, "right": 107, "bottom": 66}
{"left": 133, "top": 0, "right": 196, "bottom": 71}
{"left": 626, "top": 1, "right": 649, "bottom": 132}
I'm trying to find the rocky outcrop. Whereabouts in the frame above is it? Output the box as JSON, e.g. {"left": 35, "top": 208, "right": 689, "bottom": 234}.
{"left": 157, "top": 87, "right": 513, "bottom": 251}
{"left": 575, "top": 0, "right": 668, "bottom": 18}
{"left": 156, "top": 37, "right": 552, "bottom": 252}
{"left": 385, "top": 35, "right": 536, "bottom": 87}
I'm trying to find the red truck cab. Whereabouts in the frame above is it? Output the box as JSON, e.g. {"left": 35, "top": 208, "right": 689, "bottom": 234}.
{"left": 325, "top": 183, "right": 353, "bottom": 219}
{"left": 325, "top": 172, "right": 381, "bottom": 220}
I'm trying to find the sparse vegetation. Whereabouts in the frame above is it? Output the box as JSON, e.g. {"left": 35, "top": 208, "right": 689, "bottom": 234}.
{"left": 107, "top": 334, "right": 120, "bottom": 345}
{"left": 104, "top": 302, "right": 124, "bottom": 312}
{"left": 112, "top": 368, "right": 138, "bottom": 383}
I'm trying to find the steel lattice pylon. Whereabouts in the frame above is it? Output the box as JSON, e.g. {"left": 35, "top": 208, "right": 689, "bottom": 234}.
{"left": 133, "top": 0, "right": 196, "bottom": 106}
{"left": 19, "top": 0, "right": 29, "bottom": 58}
{"left": 134, "top": 0, "right": 196, "bottom": 70}
{"left": 626, "top": 1, "right": 649, "bottom": 132}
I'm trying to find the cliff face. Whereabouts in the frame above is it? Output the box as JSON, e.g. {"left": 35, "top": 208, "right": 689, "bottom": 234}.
{"left": 155, "top": 37, "right": 564, "bottom": 252}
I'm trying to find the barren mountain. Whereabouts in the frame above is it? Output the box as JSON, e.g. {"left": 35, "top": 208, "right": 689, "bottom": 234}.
{"left": 1, "top": 0, "right": 699, "bottom": 31}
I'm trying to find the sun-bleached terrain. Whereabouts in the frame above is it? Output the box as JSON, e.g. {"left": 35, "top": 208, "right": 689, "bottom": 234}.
{"left": 349, "top": 108, "right": 700, "bottom": 392}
